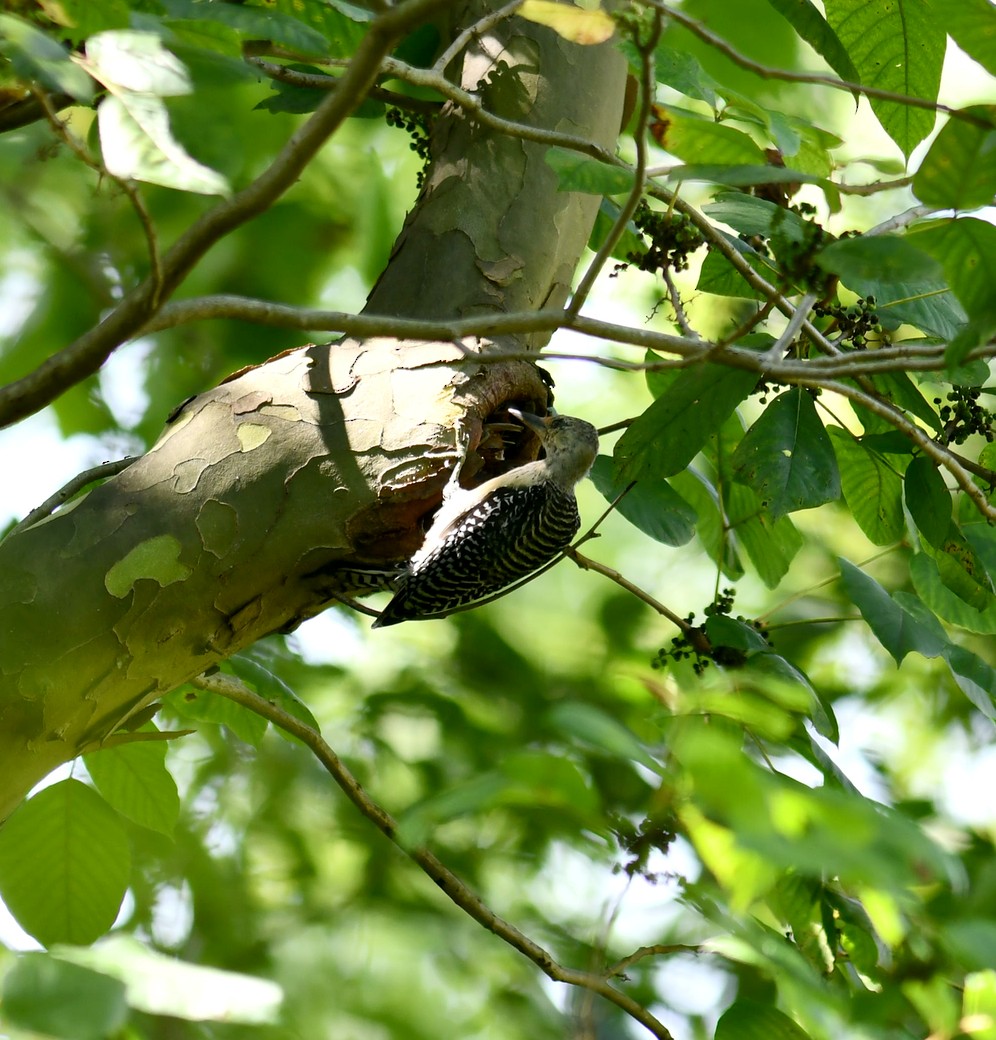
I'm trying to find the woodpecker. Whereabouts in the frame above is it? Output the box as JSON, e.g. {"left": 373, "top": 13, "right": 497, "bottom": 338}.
{"left": 373, "top": 409, "right": 599, "bottom": 626}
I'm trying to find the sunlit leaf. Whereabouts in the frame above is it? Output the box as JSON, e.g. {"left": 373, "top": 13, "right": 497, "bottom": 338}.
{"left": 517, "top": 0, "right": 615, "bottom": 44}
{"left": 913, "top": 106, "right": 996, "bottom": 211}
{"left": 86, "top": 31, "right": 192, "bottom": 95}
{"left": 56, "top": 936, "right": 284, "bottom": 1023}
{"left": 2, "top": 955, "right": 127, "bottom": 1040}
{"left": 0, "top": 780, "right": 129, "bottom": 946}
{"left": 544, "top": 147, "right": 634, "bottom": 195}
{"left": 824, "top": 0, "right": 944, "bottom": 159}
{"left": 84, "top": 724, "right": 180, "bottom": 836}
{"left": 97, "top": 92, "right": 230, "bottom": 195}
{"left": 827, "top": 428, "right": 904, "bottom": 545}
{"left": 652, "top": 107, "right": 767, "bottom": 165}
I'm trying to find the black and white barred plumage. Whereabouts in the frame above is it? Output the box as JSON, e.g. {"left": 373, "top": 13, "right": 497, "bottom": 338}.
{"left": 373, "top": 411, "right": 598, "bottom": 626}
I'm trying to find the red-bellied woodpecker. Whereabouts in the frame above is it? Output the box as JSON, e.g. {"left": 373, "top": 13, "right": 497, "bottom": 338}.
{"left": 373, "top": 409, "right": 599, "bottom": 626}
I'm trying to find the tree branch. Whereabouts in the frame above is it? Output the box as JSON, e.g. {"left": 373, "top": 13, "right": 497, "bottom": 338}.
{"left": 0, "top": 0, "right": 454, "bottom": 430}
{"left": 197, "top": 670, "right": 676, "bottom": 1040}
{"left": 9, "top": 456, "right": 136, "bottom": 536}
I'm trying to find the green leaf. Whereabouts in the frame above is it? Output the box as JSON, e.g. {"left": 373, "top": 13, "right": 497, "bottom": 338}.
{"left": 938, "top": 640, "right": 996, "bottom": 721}
{"left": 705, "top": 192, "right": 814, "bottom": 242}
{"left": 83, "top": 724, "right": 180, "bottom": 837}
{"left": 654, "top": 108, "right": 767, "bottom": 165}
{"left": 816, "top": 234, "right": 943, "bottom": 285}
{"left": 697, "top": 240, "right": 770, "bottom": 300}
{"left": 824, "top": 0, "right": 944, "bottom": 159}
{"left": 56, "top": 935, "right": 284, "bottom": 1023}
{"left": 32, "top": 0, "right": 132, "bottom": 44}
{"left": 921, "top": 523, "right": 995, "bottom": 611}
{"left": 590, "top": 198, "right": 645, "bottom": 262}
{"left": 827, "top": 427, "right": 904, "bottom": 544}
{"left": 590, "top": 455, "right": 697, "bottom": 547}
{"left": 909, "top": 218, "right": 996, "bottom": 333}
{"left": 651, "top": 43, "right": 717, "bottom": 104}
{"left": 168, "top": 684, "right": 269, "bottom": 746}
{"left": 228, "top": 653, "right": 321, "bottom": 736}
{"left": 398, "top": 751, "right": 601, "bottom": 846}
{"left": 869, "top": 372, "right": 944, "bottom": 434}
{"left": 904, "top": 455, "right": 951, "bottom": 549}
{"left": 839, "top": 558, "right": 946, "bottom": 664}
{"left": 0, "top": 13, "right": 95, "bottom": 102}
{"left": 716, "top": 1000, "right": 814, "bottom": 1040}
{"left": 726, "top": 482, "right": 803, "bottom": 588}
{"left": 2, "top": 954, "right": 128, "bottom": 1040}
{"left": 732, "top": 388, "right": 841, "bottom": 519}
{"left": 929, "top": 0, "right": 996, "bottom": 78}
{"left": 517, "top": 0, "right": 616, "bottom": 44}
{"left": 761, "top": 0, "right": 861, "bottom": 87}
{"left": 913, "top": 106, "right": 996, "bottom": 211}
{"left": 671, "top": 469, "right": 745, "bottom": 579}
{"left": 159, "top": 0, "right": 330, "bottom": 55}
{"left": 943, "top": 920, "right": 996, "bottom": 973}
{"left": 910, "top": 552, "right": 996, "bottom": 633}
{"left": 97, "top": 92, "right": 230, "bottom": 195}
{"left": 86, "top": 30, "right": 192, "bottom": 95}
{"left": 613, "top": 364, "right": 759, "bottom": 482}
{"left": 546, "top": 702, "right": 665, "bottom": 776}
{"left": 0, "top": 780, "right": 130, "bottom": 946}
{"left": 666, "top": 164, "right": 831, "bottom": 199}
{"left": 706, "top": 614, "right": 773, "bottom": 654}
{"left": 544, "top": 147, "right": 634, "bottom": 195}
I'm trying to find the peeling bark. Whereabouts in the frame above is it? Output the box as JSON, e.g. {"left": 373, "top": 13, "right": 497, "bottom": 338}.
{"left": 0, "top": 7, "right": 626, "bottom": 821}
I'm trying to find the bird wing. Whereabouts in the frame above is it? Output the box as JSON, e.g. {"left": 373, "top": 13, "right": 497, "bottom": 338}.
{"left": 374, "top": 482, "right": 580, "bottom": 626}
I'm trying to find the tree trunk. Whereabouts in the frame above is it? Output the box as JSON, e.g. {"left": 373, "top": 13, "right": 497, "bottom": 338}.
{"left": 0, "top": 7, "right": 626, "bottom": 822}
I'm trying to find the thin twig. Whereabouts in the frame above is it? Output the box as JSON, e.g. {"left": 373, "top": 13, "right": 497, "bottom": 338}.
{"left": 244, "top": 55, "right": 441, "bottom": 115}
{"left": 138, "top": 292, "right": 995, "bottom": 381}
{"left": 661, "top": 269, "right": 699, "bottom": 339}
{"left": 606, "top": 944, "right": 703, "bottom": 978}
{"left": 760, "top": 292, "right": 819, "bottom": 365}
{"left": 382, "top": 56, "right": 619, "bottom": 163}
{"left": 432, "top": 0, "right": 524, "bottom": 74}
{"left": 653, "top": 0, "right": 986, "bottom": 125}
{"left": 31, "top": 87, "right": 164, "bottom": 306}
{"left": 195, "top": 670, "right": 676, "bottom": 1040}
{"left": 8, "top": 457, "right": 136, "bottom": 536}
{"left": 567, "top": 548, "right": 703, "bottom": 646}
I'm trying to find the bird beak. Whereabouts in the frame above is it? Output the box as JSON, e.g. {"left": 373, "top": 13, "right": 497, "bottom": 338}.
{"left": 508, "top": 407, "right": 549, "bottom": 440}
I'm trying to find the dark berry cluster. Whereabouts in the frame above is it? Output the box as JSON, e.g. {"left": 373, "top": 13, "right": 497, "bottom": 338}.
{"left": 814, "top": 295, "right": 882, "bottom": 349}
{"left": 934, "top": 386, "right": 995, "bottom": 445}
{"left": 652, "top": 611, "right": 706, "bottom": 673}
{"left": 770, "top": 202, "right": 835, "bottom": 296}
{"left": 752, "top": 377, "right": 787, "bottom": 404}
{"left": 651, "top": 588, "right": 770, "bottom": 675}
{"left": 385, "top": 107, "right": 432, "bottom": 188}
{"left": 626, "top": 202, "right": 705, "bottom": 275}
{"left": 613, "top": 813, "right": 677, "bottom": 882}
